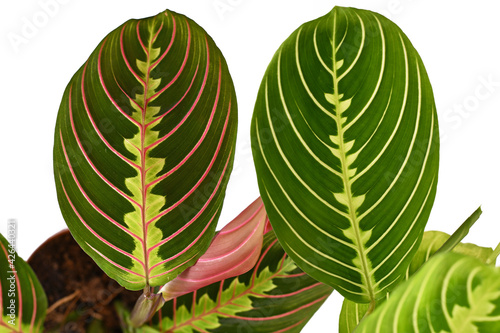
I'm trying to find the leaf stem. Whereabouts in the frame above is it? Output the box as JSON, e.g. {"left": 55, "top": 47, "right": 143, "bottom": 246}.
{"left": 365, "top": 300, "right": 376, "bottom": 316}
{"left": 486, "top": 242, "right": 500, "bottom": 265}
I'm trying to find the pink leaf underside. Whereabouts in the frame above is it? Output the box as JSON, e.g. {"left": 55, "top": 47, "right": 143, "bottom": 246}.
{"left": 161, "top": 197, "right": 267, "bottom": 299}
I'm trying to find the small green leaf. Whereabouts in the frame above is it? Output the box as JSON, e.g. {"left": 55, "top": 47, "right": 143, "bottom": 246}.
{"left": 355, "top": 252, "right": 500, "bottom": 332}
{"left": 0, "top": 232, "right": 47, "bottom": 332}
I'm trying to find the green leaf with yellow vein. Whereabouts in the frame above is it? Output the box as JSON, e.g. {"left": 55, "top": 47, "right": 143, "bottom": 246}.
{"left": 0, "top": 232, "right": 47, "bottom": 332}
{"left": 119, "top": 231, "right": 333, "bottom": 332}
{"left": 54, "top": 9, "right": 237, "bottom": 290}
{"left": 251, "top": 5, "right": 439, "bottom": 303}
{"left": 339, "top": 230, "right": 493, "bottom": 332}
{"left": 339, "top": 300, "right": 370, "bottom": 333}
{"left": 355, "top": 252, "right": 500, "bottom": 332}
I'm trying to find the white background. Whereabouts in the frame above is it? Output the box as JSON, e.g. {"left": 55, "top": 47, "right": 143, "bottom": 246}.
{"left": 1, "top": 0, "right": 499, "bottom": 331}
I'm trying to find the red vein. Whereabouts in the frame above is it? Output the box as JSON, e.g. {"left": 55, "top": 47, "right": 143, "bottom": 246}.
{"left": 145, "top": 83, "right": 229, "bottom": 226}
{"left": 59, "top": 131, "right": 144, "bottom": 244}
{"left": 136, "top": 20, "right": 148, "bottom": 53}
{"left": 251, "top": 282, "right": 324, "bottom": 298}
{"left": 148, "top": 209, "right": 219, "bottom": 274}
{"left": 274, "top": 319, "right": 306, "bottom": 332}
{"left": 150, "top": 16, "right": 176, "bottom": 75}
{"left": 94, "top": 48, "right": 143, "bottom": 156}
{"left": 191, "top": 324, "right": 209, "bottom": 333}
{"left": 86, "top": 242, "right": 145, "bottom": 281}
{"left": 231, "top": 295, "right": 329, "bottom": 321}
{"left": 0, "top": 243, "right": 3, "bottom": 320}
{"left": 145, "top": 63, "right": 199, "bottom": 129}
{"left": 251, "top": 239, "right": 279, "bottom": 286}
{"left": 167, "top": 251, "right": 326, "bottom": 331}
{"left": 71, "top": 84, "right": 141, "bottom": 208}
{"left": 112, "top": 75, "right": 145, "bottom": 123}
{"left": 144, "top": 35, "right": 210, "bottom": 153}
{"left": 59, "top": 175, "right": 146, "bottom": 269}
{"left": 97, "top": 40, "right": 142, "bottom": 128}
{"left": 149, "top": 253, "right": 198, "bottom": 280}
{"left": 147, "top": 151, "right": 232, "bottom": 254}
{"left": 28, "top": 275, "right": 37, "bottom": 333}
{"left": 276, "top": 272, "right": 308, "bottom": 279}
{"left": 151, "top": 20, "right": 164, "bottom": 45}
{"left": 162, "top": 239, "right": 291, "bottom": 331}
{"left": 16, "top": 234, "right": 22, "bottom": 330}
{"left": 139, "top": 24, "right": 153, "bottom": 287}
{"left": 146, "top": 17, "right": 190, "bottom": 104}
{"left": 0, "top": 242, "right": 23, "bottom": 331}
{"left": 120, "top": 23, "right": 145, "bottom": 85}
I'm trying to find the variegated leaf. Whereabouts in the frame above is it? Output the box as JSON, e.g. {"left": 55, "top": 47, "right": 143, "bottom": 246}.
{"left": 251, "top": 6, "right": 439, "bottom": 303}
{"left": 0, "top": 232, "right": 47, "bottom": 332}
{"left": 355, "top": 252, "right": 500, "bottom": 332}
{"left": 339, "top": 230, "right": 493, "bottom": 332}
{"left": 54, "top": 9, "right": 237, "bottom": 290}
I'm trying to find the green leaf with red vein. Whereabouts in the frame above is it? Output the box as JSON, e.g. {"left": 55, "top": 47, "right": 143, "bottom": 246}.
{"left": 0, "top": 232, "right": 47, "bottom": 332}
{"left": 124, "top": 230, "right": 333, "bottom": 332}
{"left": 53, "top": 9, "right": 237, "bottom": 291}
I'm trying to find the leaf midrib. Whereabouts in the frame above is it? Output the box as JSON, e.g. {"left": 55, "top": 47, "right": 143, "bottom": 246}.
{"left": 140, "top": 23, "right": 157, "bottom": 290}
{"left": 331, "top": 9, "right": 375, "bottom": 302}
{"left": 168, "top": 256, "right": 285, "bottom": 331}
{"left": 167, "top": 245, "right": 315, "bottom": 331}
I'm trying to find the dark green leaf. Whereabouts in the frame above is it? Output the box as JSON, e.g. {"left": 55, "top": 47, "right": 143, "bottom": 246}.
{"left": 251, "top": 5, "right": 439, "bottom": 303}
{"left": 54, "top": 9, "right": 237, "bottom": 290}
